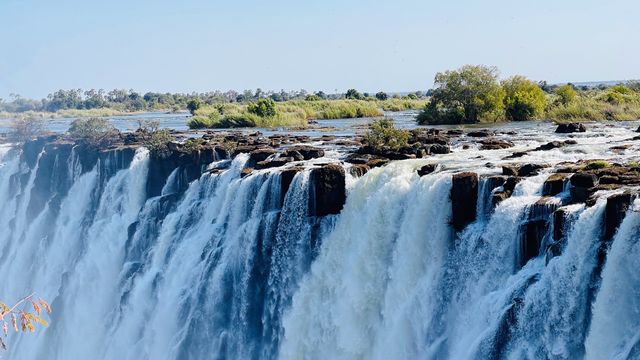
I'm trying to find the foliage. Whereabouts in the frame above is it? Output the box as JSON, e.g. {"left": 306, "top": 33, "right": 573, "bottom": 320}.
{"left": 247, "top": 98, "right": 278, "bottom": 117}
{"left": 345, "top": 89, "right": 363, "bottom": 100}
{"left": 187, "top": 98, "right": 202, "bottom": 115}
{"left": 9, "top": 117, "right": 46, "bottom": 142}
{"left": 375, "top": 92, "right": 388, "bottom": 100}
{"left": 0, "top": 294, "right": 52, "bottom": 350}
{"left": 182, "top": 137, "right": 206, "bottom": 153}
{"left": 501, "top": 76, "right": 547, "bottom": 121}
{"left": 305, "top": 94, "right": 322, "bottom": 101}
{"left": 365, "top": 118, "right": 409, "bottom": 151}
{"left": 418, "top": 65, "right": 505, "bottom": 124}
{"left": 555, "top": 85, "right": 577, "bottom": 105}
{"left": 136, "top": 120, "right": 173, "bottom": 155}
{"left": 68, "top": 117, "right": 119, "bottom": 147}
{"left": 584, "top": 160, "right": 610, "bottom": 170}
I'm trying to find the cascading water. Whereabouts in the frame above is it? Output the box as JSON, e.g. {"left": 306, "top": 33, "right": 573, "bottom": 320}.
{"left": 0, "top": 130, "right": 638, "bottom": 360}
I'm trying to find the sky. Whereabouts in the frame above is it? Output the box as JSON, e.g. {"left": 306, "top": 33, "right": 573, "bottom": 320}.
{"left": 1, "top": 0, "right": 639, "bottom": 99}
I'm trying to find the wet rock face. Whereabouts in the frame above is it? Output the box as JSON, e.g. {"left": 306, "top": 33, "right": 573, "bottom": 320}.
{"left": 518, "top": 164, "right": 545, "bottom": 177}
{"left": 493, "top": 176, "right": 520, "bottom": 206}
{"left": 417, "top": 164, "right": 437, "bottom": 176}
{"left": 480, "top": 138, "right": 514, "bottom": 150}
{"left": 348, "top": 164, "right": 369, "bottom": 177}
{"left": 570, "top": 172, "right": 598, "bottom": 188}
{"left": 542, "top": 174, "right": 567, "bottom": 196}
{"left": 451, "top": 172, "right": 478, "bottom": 231}
{"left": 311, "top": 164, "right": 346, "bottom": 217}
{"left": 555, "top": 123, "right": 586, "bottom": 133}
{"left": 603, "top": 192, "right": 632, "bottom": 242}
{"left": 467, "top": 130, "right": 494, "bottom": 138}
{"left": 280, "top": 167, "right": 304, "bottom": 205}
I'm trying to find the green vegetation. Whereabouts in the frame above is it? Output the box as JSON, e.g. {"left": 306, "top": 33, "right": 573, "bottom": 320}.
{"left": 187, "top": 99, "right": 202, "bottom": 115}
{"left": 584, "top": 160, "right": 611, "bottom": 170}
{"left": 136, "top": 120, "right": 173, "bottom": 155}
{"left": 501, "top": 76, "right": 547, "bottom": 121}
{"left": 417, "top": 65, "right": 505, "bottom": 124}
{"left": 247, "top": 98, "right": 278, "bottom": 117}
{"left": 375, "top": 92, "right": 388, "bottom": 100}
{"left": 68, "top": 117, "right": 119, "bottom": 147}
{"left": 9, "top": 117, "right": 46, "bottom": 142}
{"left": 555, "top": 85, "right": 577, "bottom": 105}
{"left": 365, "top": 118, "right": 409, "bottom": 151}
{"left": 418, "top": 64, "right": 640, "bottom": 124}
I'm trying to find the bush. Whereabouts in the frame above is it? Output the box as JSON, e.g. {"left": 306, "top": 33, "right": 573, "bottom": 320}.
{"left": 375, "top": 92, "right": 389, "bottom": 100}
{"left": 68, "top": 117, "right": 119, "bottom": 147}
{"left": 10, "top": 117, "right": 46, "bottom": 142}
{"left": 584, "top": 160, "right": 610, "bottom": 170}
{"left": 418, "top": 64, "right": 505, "bottom": 124}
{"left": 345, "top": 89, "right": 363, "bottom": 100}
{"left": 187, "top": 99, "right": 202, "bottom": 115}
{"left": 555, "top": 85, "right": 577, "bottom": 105}
{"left": 501, "top": 76, "right": 547, "bottom": 121}
{"left": 136, "top": 120, "right": 172, "bottom": 155}
{"left": 247, "top": 98, "right": 277, "bottom": 117}
{"left": 365, "top": 118, "right": 409, "bottom": 151}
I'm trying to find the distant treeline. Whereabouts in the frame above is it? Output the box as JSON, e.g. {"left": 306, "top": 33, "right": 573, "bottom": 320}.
{"left": 0, "top": 88, "right": 427, "bottom": 114}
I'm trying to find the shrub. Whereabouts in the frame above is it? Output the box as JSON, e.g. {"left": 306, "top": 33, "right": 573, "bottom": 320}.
{"left": 187, "top": 99, "right": 202, "bottom": 115}
{"left": 10, "top": 117, "right": 46, "bottom": 142}
{"left": 555, "top": 85, "right": 577, "bottom": 105}
{"left": 418, "top": 64, "right": 505, "bottom": 124}
{"left": 345, "top": 89, "right": 363, "bottom": 100}
{"left": 375, "top": 92, "right": 388, "bottom": 100}
{"left": 305, "top": 94, "right": 321, "bottom": 101}
{"left": 136, "top": 120, "right": 172, "bottom": 155}
{"left": 247, "top": 98, "right": 277, "bottom": 117}
{"left": 501, "top": 76, "right": 547, "bottom": 121}
{"left": 584, "top": 160, "right": 610, "bottom": 170}
{"left": 365, "top": 118, "right": 409, "bottom": 151}
{"left": 68, "top": 117, "right": 119, "bottom": 147}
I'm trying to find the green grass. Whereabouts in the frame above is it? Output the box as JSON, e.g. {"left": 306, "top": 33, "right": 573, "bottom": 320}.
{"left": 583, "top": 160, "right": 611, "bottom": 170}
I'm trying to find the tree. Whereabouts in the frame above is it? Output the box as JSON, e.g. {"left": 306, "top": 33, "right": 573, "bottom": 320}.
{"left": 345, "top": 89, "right": 363, "bottom": 100}
{"left": 555, "top": 84, "right": 577, "bottom": 105}
{"left": 417, "top": 65, "right": 505, "bottom": 124}
{"left": 68, "top": 117, "right": 119, "bottom": 147}
{"left": 501, "top": 76, "right": 547, "bottom": 121}
{"left": 0, "top": 294, "right": 52, "bottom": 350}
{"left": 187, "top": 99, "right": 202, "bottom": 115}
{"left": 375, "top": 91, "right": 388, "bottom": 101}
{"left": 365, "top": 118, "right": 409, "bottom": 151}
{"left": 247, "top": 98, "right": 277, "bottom": 117}
{"left": 136, "top": 120, "right": 173, "bottom": 156}
{"left": 9, "top": 118, "right": 46, "bottom": 142}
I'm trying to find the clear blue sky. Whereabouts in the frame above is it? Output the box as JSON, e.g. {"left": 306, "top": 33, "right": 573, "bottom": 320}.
{"left": 1, "top": 0, "right": 638, "bottom": 99}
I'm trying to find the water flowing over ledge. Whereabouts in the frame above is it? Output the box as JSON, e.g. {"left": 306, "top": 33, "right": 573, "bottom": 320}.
{"left": 0, "top": 121, "right": 639, "bottom": 359}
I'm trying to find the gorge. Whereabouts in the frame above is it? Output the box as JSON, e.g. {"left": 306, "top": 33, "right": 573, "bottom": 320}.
{"left": 0, "top": 121, "right": 639, "bottom": 359}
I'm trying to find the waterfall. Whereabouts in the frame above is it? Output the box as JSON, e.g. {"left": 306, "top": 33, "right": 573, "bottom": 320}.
{"left": 0, "top": 140, "right": 638, "bottom": 360}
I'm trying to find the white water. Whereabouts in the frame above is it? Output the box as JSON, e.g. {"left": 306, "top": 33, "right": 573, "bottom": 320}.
{"left": 0, "top": 121, "right": 639, "bottom": 359}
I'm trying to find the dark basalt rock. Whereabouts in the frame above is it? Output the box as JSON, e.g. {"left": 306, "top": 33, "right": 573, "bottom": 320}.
{"left": 570, "top": 172, "right": 598, "bottom": 188}
{"left": 311, "top": 164, "right": 346, "bottom": 216}
{"left": 467, "top": 130, "right": 494, "bottom": 138}
{"left": 284, "top": 146, "right": 325, "bottom": 160}
{"left": 417, "top": 164, "right": 437, "bottom": 176}
{"left": 146, "top": 146, "right": 219, "bottom": 197}
{"left": 504, "top": 151, "right": 528, "bottom": 159}
{"left": 636, "top": 125, "right": 640, "bottom": 133}
{"left": 493, "top": 176, "right": 520, "bottom": 206}
{"left": 502, "top": 165, "right": 519, "bottom": 176}
{"left": 518, "top": 164, "right": 545, "bottom": 177}
{"left": 240, "top": 167, "right": 253, "bottom": 178}
{"left": 249, "top": 148, "right": 276, "bottom": 163}
{"left": 603, "top": 192, "right": 633, "bottom": 242}
{"left": 555, "top": 123, "right": 586, "bottom": 133}
{"left": 255, "top": 157, "right": 294, "bottom": 170}
{"left": 280, "top": 166, "right": 304, "bottom": 205}
{"left": 534, "top": 141, "right": 568, "bottom": 151}
{"left": 348, "top": 164, "right": 370, "bottom": 177}
{"left": 480, "top": 138, "right": 514, "bottom": 150}
{"left": 428, "top": 144, "right": 451, "bottom": 154}
{"left": 446, "top": 129, "right": 464, "bottom": 136}
{"left": 451, "top": 172, "right": 478, "bottom": 231}
{"left": 542, "top": 174, "right": 567, "bottom": 196}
